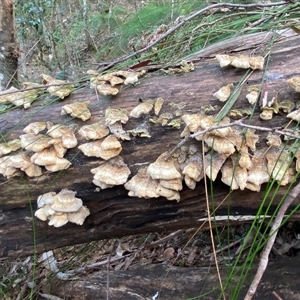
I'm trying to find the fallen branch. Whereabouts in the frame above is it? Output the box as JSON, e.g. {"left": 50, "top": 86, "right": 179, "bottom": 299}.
{"left": 97, "top": 1, "right": 287, "bottom": 71}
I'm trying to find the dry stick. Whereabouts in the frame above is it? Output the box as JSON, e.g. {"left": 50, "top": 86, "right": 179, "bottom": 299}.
{"left": 106, "top": 254, "right": 111, "bottom": 300}
{"left": 244, "top": 181, "right": 300, "bottom": 300}
{"left": 97, "top": 1, "right": 287, "bottom": 71}
{"left": 272, "top": 291, "right": 283, "bottom": 300}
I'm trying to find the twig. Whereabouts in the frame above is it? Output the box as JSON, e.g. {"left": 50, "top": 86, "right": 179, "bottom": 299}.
{"left": 106, "top": 254, "right": 111, "bottom": 300}
{"left": 97, "top": 1, "right": 287, "bottom": 71}
{"left": 272, "top": 291, "right": 283, "bottom": 300}
{"left": 244, "top": 181, "right": 300, "bottom": 300}
{"left": 144, "top": 230, "right": 183, "bottom": 248}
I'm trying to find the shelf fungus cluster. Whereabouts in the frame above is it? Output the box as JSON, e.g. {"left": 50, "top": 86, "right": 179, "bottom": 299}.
{"left": 87, "top": 69, "right": 146, "bottom": 96}
{"left": 0, "top": 121, "right": 78, "bottom": 179}
{"left": 124, "top": 111, "right": 300, "bottom": 202}
{"left": 125, "top": 152, "right": 182, "bottom": 201}
{"left": 41, "top": 74, "right": 74, "bottom": 99}
{"left": 0, "top": 82, "right": 43, "bottom": 109}
{"left": 35, "top": 189, "right": 90, "bottom": 227}
{"left": 216, "top": 54, "right": 264, "bottom": 70}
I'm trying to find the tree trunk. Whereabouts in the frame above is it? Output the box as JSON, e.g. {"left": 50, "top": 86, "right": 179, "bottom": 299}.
{"left": 0, "top": 0, "right": 18, "bottom": 91}
{"left": 0, "top": 32, "right": 300, "bottom": 258}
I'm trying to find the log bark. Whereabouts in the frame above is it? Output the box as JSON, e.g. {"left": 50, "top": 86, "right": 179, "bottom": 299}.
{"left": 1, "top": 33, "right": 300, "bottom": 258}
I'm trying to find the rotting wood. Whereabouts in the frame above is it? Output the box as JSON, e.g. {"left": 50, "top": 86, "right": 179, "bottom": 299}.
{"left": 0, "top": 34, "right": 300, "bottom": 258}
{"left": 53, "top": 255, "right": 300, "bottom": 300}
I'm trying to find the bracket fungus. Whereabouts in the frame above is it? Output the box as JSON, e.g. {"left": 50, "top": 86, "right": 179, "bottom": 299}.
{"left": 79, "top": 134, "right": 122, "bottom": 160}
{"left": 216, "top": 54, "right": 264, "bottom": 70}
{"left": 213, "top": 83, "right": 234, "bottom": 102}
{"left": 129, "top": 99, "right": 154, "bottom": 118}
{"left": 35, "top": 189, "right": 90, "bottom": 227}
{"left": 41, "top": 74, "right": 74, "bottom": 99}
{"left": 87, "top": 69, "right": 146, "bottom": 96}
{"left": 0, "top": 84, "right": 42, "bottom": 109}
{"left": 246, "top": 85, "right": 261, "bottom": 105}
{"left": 30, "top": 147, "right": 71, "bottom": 172}
{"left": 217, "top": 54, "right": 264, "bottom": 70}
{"left": 91, "top": 156, "right": 131, "bottom": 189}
{"left": 0, "top": 156, "right": 21, "bottom": 178}
{"left": 23, "top": 122, "right": 47, "bottom": 135}
{"left": 61, "top": 101, "right": 91, "bottom": 121}
{"left": 288, "top": 76, "right": 300, "bottom": 92}
{"left": 20, "top": 133, "right": 53, "bottom": 152}
{"left": 124, "top": 172, "right": 160, "bottom": 199}
{"left": 147, "top": 152, "right": 181, "bottom": 181}
{"left": 7, "top": 152, "right": 42, "bottom": 177}
{"left": 78, "top": 122, "right": 109, "bottom": 140}
{"left": 265, "top": 148, "right": 294, "bottom": 186}
{"left": 105, "top": 107, "right": 128, "bottom": 125}
{"left": 46, "top": 123, "right": 78, "bottom": 149}
{"left": 0, "top": 139, "right": 21, "bottom": 157}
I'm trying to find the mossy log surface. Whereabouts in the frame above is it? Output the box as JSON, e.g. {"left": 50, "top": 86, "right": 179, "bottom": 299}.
{"left": 1, "top": 33, "right": 300, "bottom": 258}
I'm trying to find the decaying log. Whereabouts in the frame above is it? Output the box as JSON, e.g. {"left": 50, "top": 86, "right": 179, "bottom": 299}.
{"left": 1, "top": 33, "right": 300, "bottom": 258}
{"left": 53, "top": 255, "right": 300, "bottom": 300}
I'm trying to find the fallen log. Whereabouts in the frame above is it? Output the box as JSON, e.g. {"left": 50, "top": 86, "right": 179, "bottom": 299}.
{"left": 1, "top": 32, "right": 300, "bottom": 258}
{"left": 53, "top": 255, "right": 300, "bottom": 300}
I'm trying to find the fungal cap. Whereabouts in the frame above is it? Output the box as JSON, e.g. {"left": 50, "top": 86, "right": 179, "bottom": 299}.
{"left": 67, "top": 206, "right": 90, "bottom": 225}
{"left": 78, "top": 122, "right": 109, "bottom": 140}
{"left": 129, "top": 99, "right": 154, "bottom": 118}
{"left": 23, "top": 122, "right": 47, "bottom": 134}
{"left": 288, "top": 76, "right": 300, "bottom": 92}
{"left": 91, "top": 156, "right": 131, "bottom": 186}
{"left": 156, "top": 184, "right": 180, "bottom": 201}
{"left": 287, "top": 109, "right": 300, "bottom": 122}
{"left": 37, "top": 192, "right": 57, "bottom": 207}
{"left": 96, "top": 83, "right": 119, "bottom": 96}
{"left": 44, "top": 158, "right": 71, "bottom": 172}
{"left": 213, "top": 83, "right": 234, "bottom": 102}
{"left": 159, "top": 178, "right": 183, "bottom": 191}
{"left": 51, "top": 189, "right": 83, "bottom": 212}
{"left": 19, "top": 133, "right": 52, "bottom": 152}
{"left": 184, "top": 175, "right": 197, "bottom": 190}
{"left": 35, "top": 208, "right": 48, "bottom": 221}
{"left": 105, "top": 107, "right": 128, "bottom": 125}
{"left": 231, "top": 55, "right": 251, "bottom": 69}
{"left": 182, "top": 156, "right": 204, "bottom": 182}
{"left": 124, "top": 173, "right": 159, "bottom": 198}
{"left": 48, "top": 213, "right": 69, "bottom": 227}
{"left": 46, "top": 123, "right": 78, "bottom": 149}
{"left": 249, "top": 56, "right": 264, "bottom": 70}
{"left": 61, "top": 101, "right": 91, "bottom": 121}
{"left": 0, "top": 139, "right": 21, "bottom": 157}
{"left": 147, "top": 152, "right": 181, "bottom": 180}
{"left": 215, "top": 54, "right": 233, "bottom": 68}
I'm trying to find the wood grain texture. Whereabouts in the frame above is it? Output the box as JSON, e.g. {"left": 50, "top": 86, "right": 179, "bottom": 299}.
{"left": 0, "top": 34, "right": 300, "bottom": 258}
